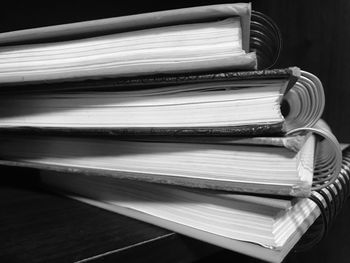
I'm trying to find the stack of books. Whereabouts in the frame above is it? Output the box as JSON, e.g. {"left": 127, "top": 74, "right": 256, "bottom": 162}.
{"left": 0, "top": 3, "right": 348, "bottom": 262}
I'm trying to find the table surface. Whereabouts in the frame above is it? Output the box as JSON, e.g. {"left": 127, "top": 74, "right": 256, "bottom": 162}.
{"left": 1, "top": 167, "right": 349, "bottom": 263}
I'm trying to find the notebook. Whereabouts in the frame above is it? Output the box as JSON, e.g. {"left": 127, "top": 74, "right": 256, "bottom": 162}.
{"left": 38, "top": 145, "right": 350, "bottom": 263}
{"left": 0, "top": 68, "right": 325, "bottom": 137}
{"left": 0, "top": 121, "right": 341, "bottom": 196}
{"left": 0, "top": 3, "right": 262, "bottom": 85}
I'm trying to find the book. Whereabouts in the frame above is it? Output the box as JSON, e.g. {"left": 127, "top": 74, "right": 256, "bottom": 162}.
{"left": 0, "top": 3, "right": 262, "bottom": 86}
{"left": 0, "top": 121, "right": 341, "bottom": 196}
{"left": 41, "top": 174, "right": 319, "bottom": 263}
{"left": 0, "top": 68, "right": 325, "bottom": 137}
{"left": 37, "top": 145, "right": 350, "bottom": 263}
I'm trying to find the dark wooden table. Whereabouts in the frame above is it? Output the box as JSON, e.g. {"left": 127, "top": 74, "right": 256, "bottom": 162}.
{"left": 0, "top": 167, "right": 221, "bottom": 263}
{"left": 1, "top": 167, "right": 349, "bottom": 263}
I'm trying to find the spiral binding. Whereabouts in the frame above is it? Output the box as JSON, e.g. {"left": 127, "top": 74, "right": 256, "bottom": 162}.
{"left": 286, "top": 125, "right": 342, "bottom": 191}
{"left": 294, "top": 146, "right": 350, "bottom": 252}
{"left": 250, "top": 11, "right": 282, "bottom": 70}
{"left": 283, "top": 71, "right": 325, "bottom": 132}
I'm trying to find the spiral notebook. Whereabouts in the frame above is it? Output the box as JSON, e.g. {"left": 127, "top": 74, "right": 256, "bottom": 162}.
{"left": 0, "top": 4, "right": 283, "bottom": 87}
{"left": 38, "top": 145, "right": 350, "bottom": 263}
{"left": 0, "top": 3, "right": 277, "bottom": 86}
{"left": 0, "top": 68, "right": 326, "bottom": 137}
{"left": 0, "top": 121, "right": 341, "bottom": 197}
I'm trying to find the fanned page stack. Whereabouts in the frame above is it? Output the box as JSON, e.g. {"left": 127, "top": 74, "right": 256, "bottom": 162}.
{"left": 0, "top": 3, "right": 256, "bottom": 85}
{"left": 0, "top": 68, "right": 325, "bottom": 136}
{"left": 39, "top": 172, "right": 320, "bottom": 263}
{"left": 38, "top": 145, "right": 350, "bottom": 263}
{"left": 0, "top": 122, "right": 341, "bottom": 196}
